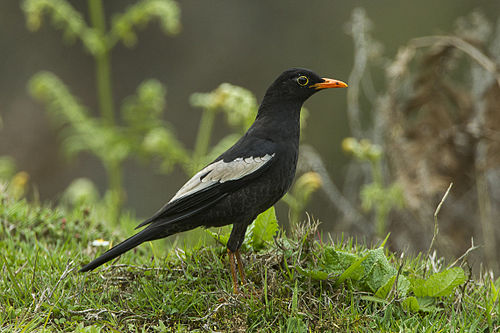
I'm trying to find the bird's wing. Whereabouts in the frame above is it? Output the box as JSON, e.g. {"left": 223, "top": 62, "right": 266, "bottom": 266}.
{"left": 136, "top": 152, "right": 276, "bottom": 229}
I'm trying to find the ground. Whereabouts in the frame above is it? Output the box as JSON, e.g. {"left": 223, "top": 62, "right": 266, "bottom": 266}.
{"left": 0, "top": 190, "right": 498, "bottom": 332}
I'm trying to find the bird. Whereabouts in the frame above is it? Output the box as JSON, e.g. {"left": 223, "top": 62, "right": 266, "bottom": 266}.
{"left": 79, "top": 68, "right": 347, "bottom": 293}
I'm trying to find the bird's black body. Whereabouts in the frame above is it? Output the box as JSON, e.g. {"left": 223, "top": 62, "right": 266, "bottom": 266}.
{"left": 80, "top": 68, "right": 347, "bottom": 274}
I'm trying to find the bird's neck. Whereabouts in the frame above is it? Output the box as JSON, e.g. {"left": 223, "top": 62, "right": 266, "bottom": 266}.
{"left": 250, "top": 99, "right": 302, "bottom": 144}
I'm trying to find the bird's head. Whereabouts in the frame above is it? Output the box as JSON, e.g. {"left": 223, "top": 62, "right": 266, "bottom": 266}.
{"left": 264, "top": 68, "right": 348, "bottom": 103}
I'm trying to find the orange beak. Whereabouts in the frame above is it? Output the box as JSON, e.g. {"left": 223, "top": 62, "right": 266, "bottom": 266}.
{"left": 311, "top": 78, "right": 348, "bottom": 90}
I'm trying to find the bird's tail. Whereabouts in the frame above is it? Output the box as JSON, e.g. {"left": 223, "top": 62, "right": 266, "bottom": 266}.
{"left": 79, "top": 226, "right": 160, "bottom": 272}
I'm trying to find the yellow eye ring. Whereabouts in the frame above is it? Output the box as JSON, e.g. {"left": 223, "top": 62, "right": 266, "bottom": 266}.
{"left": 297, "top": 75, "right": 309, "bottom": 86}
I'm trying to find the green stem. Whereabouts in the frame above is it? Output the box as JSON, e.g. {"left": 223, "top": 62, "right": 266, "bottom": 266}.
{"left": 105, "top": 159, "right": 124, "bottom": 225}
{"left": 371, "top": 159, "right": 383, "bottom": 187}
{"left": 375, "top": 207, "right": 388, "bottom": 238}
{"left": 372, "top": 159, "right": 385, "bottom": 237}
{"left": 88, "top": 0, "right": 115, "bottom": 125}
{"left": 89, "top": 0, "right": 122, "bottom": 223}
{"left": 282, "top": 193, "right": 301, "bottom": 227}
{"left": 192, "top": 107, "right": 216, "bottom": 172}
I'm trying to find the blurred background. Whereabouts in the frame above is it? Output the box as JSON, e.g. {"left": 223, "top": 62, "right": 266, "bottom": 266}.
{"left": 1, "top": 1, "right": 499, "bottom": 272}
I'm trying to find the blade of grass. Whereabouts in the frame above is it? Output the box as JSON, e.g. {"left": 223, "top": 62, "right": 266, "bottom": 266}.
{"left": 1, "top": 254, "right": 24, "bottom": 300}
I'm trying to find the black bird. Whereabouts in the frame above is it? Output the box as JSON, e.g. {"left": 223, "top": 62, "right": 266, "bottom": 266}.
{"left": 79, "top": 68, "right": 347, "bottom": 293}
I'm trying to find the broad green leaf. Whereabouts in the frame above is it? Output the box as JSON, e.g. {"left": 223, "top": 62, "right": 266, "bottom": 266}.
{"left": 416, "top": 297, "right": 438, "bottom": 312}
{"left": 246, "top": 207, "right": 278, "bottom": 252}
{"left": 205, "top": 228, "right": 230, "bottom": 247}
{"left": 410, "top": 276, "right": 425, "bottom": 295}
{"left": 361, "top": 248, "right": 397, "bottom": 293}
{"left": 296, "top": 266, "right": 329, "bottom": 281}
{"left": 413, "top": 267, "right": 466, "bottom": 297}
{"left": 402, "top": 296, "right": 420, "bottom": 312}
{"left": 375, "top": 274, "right": 410, "bottom": 299}
{"left": 322, "top": 247, "right": 359, "bottom": 275}
{"left": 335, "top": 253, "right": 369, "bottom": 286}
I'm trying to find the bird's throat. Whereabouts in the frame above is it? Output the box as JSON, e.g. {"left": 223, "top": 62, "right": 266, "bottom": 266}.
{"left": 252, "top": 100, "right": 302, "bottom": 144}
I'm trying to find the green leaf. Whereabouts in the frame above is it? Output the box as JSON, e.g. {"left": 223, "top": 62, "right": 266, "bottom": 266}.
{"left": 287, "top": 282, "right": 308, "bottom": 333}
{"left": 190, "top": 83, "right": 258, "bottom": 132}
{"left": 142, "top": 127, "right": 189, "bottom": 172}
{"left": 322, "top": 247, "right": 359, "bottom": 275}
{"left": 375, "top": 274, "right": 410, "bottom": 299}
{"left": 122, "top": 79, "right": 167, "bottom": 130}
{"left": 488, "top": 279, "right": 499, "bottom": 308}
{"left": 298, "top": 247, "right": 364, "bottom": 282}
{"left": 110, "top": 0, "right": 181, "bottom": 47}
{"left": 291, "top": 280, "right": 299, "bottom": 314}
{"left": 402, "top": 296, "right": 420, "bottom": 312}
{"left": 361, "top": 248, "right": 397, "bottom": 293}
{"left": 205, "top": 227, "right": 231, "bottom": 247}
{"left": 296, "top": 266, "right": 329, "bottom": 281}
{"left": 335, "top": 253, "right": 369, "bottom": 286}
{"left": 246, "top": 207, "right": 278, "bottom": 252}
{"left": 0, "top": 156, "right": 17, "bottom": 181}
{"left": 286, "top": 317, "right": 308, "bottom": 333}
{"left": 28, "top": 71, "right": 131, "bottom": 164}
{"left": 412, "top": 267, "right": 466, "bottom": 297}
{"left": 416, "top": 297, "right": 438, "bottom": 312}
{"left": 379, "top": 233, "right": 391, "bottom": 247}
{"left": 61, "top": 178, "right": 100, "bottom": 206}
{"left": 360, "top": 295, "right": 388, "bottom": 304}
{"left": 28, "top": 71, "right": 117, "bottom": 161}
{"left": 22, "top": 0, "right": 103, "bottom": 55}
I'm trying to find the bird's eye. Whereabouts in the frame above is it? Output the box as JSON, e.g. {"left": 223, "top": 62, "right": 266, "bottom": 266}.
{"left": 297, "top": 76, "right": 309, "bottom": 86}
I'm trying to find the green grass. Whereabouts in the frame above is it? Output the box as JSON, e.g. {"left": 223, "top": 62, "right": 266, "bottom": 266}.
{"left": 0, "top": 187, "right": 499, "bottom": 332}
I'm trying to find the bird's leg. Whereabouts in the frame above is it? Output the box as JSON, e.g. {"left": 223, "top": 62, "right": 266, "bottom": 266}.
{"left": 235, "top": 248, "right": 260, "bottom": 297}
{"left": 235, "top": 249, "right": 246, "bottom": 285}
{"left": 227, "top": 249, "right": 239, "bottom": 294}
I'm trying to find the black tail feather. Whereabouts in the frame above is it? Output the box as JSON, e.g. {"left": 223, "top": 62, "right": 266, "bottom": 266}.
{"left": 79, "top": 227, "right": 156, "bottom": 272}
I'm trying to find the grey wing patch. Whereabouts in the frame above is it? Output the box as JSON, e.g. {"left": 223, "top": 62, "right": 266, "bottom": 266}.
{"left": 169, "top": 153, "right": 275, "bottom": 202}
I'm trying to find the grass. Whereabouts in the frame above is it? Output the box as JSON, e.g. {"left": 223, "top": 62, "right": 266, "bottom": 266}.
{"left": 0, "top": 186, "right": 499, "bottom": 332}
